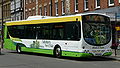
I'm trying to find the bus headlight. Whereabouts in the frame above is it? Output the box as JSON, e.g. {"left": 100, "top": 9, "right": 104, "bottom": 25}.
{"left": 84, "top": 50, "right": 90, "bottom": 53}
{"left": 82, "top": 46, "right": 85, "bottom": 49}
{"left": 107, "top": 49, "right": 112, "bottom": 52}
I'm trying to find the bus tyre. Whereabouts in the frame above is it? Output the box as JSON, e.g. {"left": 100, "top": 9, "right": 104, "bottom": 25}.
{"left": 16, "top": 45, "right": 22, "bottom": 53}
{"left": 54, "top": 47, "right": 62, "bottom": 58}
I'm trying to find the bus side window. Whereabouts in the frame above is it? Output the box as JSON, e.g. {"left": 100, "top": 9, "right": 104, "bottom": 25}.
{"left": 53, "top": 24, "right": 64, "bottom": 40}
{"left": 65, "top": 23, "right": 79, "bottom": 40}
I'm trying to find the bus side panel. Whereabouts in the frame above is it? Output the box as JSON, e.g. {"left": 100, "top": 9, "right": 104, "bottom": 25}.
{"left": 4, "top": 25, "right": 16, "bottom": 50}
{"left": 21, "top": 47, "right": 53, "bottom": 55}
{"left": 62, "top": 51, "right": 93, "bottom": 57}
{"left": 4, "top": 25, "right": 15, "bottom": 50}
{"left": 4, "top": 39, "right": 16, "bottom": 50}
{"left": 4, "top": 25, "right": 8, "bottom": 39}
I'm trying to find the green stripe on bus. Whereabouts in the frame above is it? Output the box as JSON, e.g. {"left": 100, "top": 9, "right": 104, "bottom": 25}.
{"left": 4, "top": 39, "right": 16, "bottom": 50}
{"left": 4, "top": 25, "right": 8, "bottom": 39}
{"left": 5, "top": 39, "right": 107, "bottom": 57}
{"left": 103, "top": 52, "right": 112, "bottom": 56}
{"left": 21, "top": 47, "right": 93, "bottom": 57}
{"left": 62, "top": 51, "right": 93, "bottom": 57}
{"left": 4, "top": 39, "right": 93, "bottom": 57}
{"left": 21, "top": 47, "right": 53, "bottom": 55}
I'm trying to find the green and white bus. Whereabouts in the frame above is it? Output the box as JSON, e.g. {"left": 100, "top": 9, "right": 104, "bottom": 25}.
{"left": 4, "top": 13, "right": 112, "bottom": 57}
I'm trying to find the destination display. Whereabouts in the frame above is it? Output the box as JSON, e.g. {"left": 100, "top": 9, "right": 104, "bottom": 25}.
{"left": 83, "top": 15, "right": 109, "bottom": 22}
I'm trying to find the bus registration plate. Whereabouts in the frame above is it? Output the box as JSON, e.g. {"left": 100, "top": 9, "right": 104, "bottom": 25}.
{"left": 92, "top": 50, "right": 104, "bottom": 56}
{"left": 95, "top": 53, "right": 102, "bottom": 56}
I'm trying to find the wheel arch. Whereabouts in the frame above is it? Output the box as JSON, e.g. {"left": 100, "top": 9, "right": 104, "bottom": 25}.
{"left": 53, "top": 44, "right": 62, "bottom": 57}
{"left": 53, "top": 44, "right": 61, "bottom": 50}
{"left": 16, "top": 43, "right": 26, "bottom": 47}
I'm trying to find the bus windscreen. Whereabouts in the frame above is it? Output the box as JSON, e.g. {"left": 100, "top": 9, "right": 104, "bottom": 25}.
{"left": 82, "top": 14, "right": 111, "bottom": 46}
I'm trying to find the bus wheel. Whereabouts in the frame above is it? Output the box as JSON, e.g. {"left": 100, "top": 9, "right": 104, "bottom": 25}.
{"left": 54, "top": 47, "right": 62, "bottom": 58}
{"left": 16, "top": 45, "right": 22, "bottom": 53}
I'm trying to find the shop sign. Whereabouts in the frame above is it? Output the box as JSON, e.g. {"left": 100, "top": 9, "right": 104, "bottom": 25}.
{"left": 115, "top": 26, "right": 120, "bottom": 31}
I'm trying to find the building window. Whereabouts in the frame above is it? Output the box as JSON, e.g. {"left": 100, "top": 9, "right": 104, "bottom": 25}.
{"left": 16, "top": 12, "right": 21, "bottom": 20}
{"left": 75, "top": 0, "right": 78, "bottom": 12}
{"left": 109, "top": 0, "right": 114, "bottom": 6}
{"left": 31, "top": 10, "right": 33, "bottom": 16}
{"left": 44, "top": 6, "right": 47, "bottom": 16}
{"left": 49, "top": 4, "right": 52, "bottom": 16}
{"left": 34, "top": 0, "right": 35, "bottom": 2}
{"left": 62, "top": 0, "right": 65, "bottom": 15}
{"left": 11, "top": 14, "right": 15, "bottom": 21}
{"left": 29, "top": 9, "right": 32, "bottom": 16}
{"left": 16, "top": 0, "right": 21, "bottom": 9}
{"left": 25, "top": 11, "right": 28, "bottom": 19}
{"left": 11, "top": 1, "right": 14, "bottom": 13}
{"left": 26, "top": 0, "right": 28, "bottom": 4}
{"left": 32, "top": 7, "right": 35, "bottom": 16}
{"left": 40, "top": 7, "right": 42, "bottom": 16}
{"left": 55, "top": 2, "right": 58, "bottom": 16}
{"left": 32, "top": 0, "right": 35, "bottom": 2}
{"left": 29, "top": 0, "right": 31, "bottom": 3}
{"left": 84, "top": 0, "right": 88, "bottom": 10}
{"left": 96, "top": 0, "right": 100, "bottom": 8}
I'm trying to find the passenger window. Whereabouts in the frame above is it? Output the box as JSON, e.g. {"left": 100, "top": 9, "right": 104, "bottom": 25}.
{"left": 65, "top": 23, "right": 79, "bottom": 40}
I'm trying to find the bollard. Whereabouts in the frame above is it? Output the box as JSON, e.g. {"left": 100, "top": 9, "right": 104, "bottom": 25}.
{"left": 115, "top": 49, "right": 117, "bottom": 56}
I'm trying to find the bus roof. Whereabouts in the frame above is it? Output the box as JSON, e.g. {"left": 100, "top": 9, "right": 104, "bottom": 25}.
{"left": 6, "top": 13, "right": 108, "bottom": 26}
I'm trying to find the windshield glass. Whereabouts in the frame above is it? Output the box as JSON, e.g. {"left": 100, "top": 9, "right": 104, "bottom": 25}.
{"left": 82, "top": 15, "right": 111, "bottom": 46}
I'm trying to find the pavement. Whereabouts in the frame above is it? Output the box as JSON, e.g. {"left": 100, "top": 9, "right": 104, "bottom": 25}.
{"left": 110, "top": 49, "right": 120, "bottom": 61}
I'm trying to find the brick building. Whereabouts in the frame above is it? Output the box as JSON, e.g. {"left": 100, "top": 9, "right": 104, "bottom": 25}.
{"left": 0, "top": 0, "right": 11, "bottom": 22}
{"left": 24, "top": 0, "right": 120, "bottom": 48}
{"left": 24, "top": 0, "right": 120, "bottom": 19}
{"left": 24, "top": 0, "right": 71, "bottom": 19}
{"left": 11, "top": 0, "right": 24, "bottom": 21}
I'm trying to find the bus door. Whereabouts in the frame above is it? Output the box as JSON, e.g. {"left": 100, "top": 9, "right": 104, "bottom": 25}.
{"left": 64, "top": 22, "right": 80, "bottom": 50}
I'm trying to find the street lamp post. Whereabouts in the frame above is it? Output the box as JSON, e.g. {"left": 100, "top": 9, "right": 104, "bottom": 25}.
{"left": 115, "top": 13, "right": 118, "bottom": 56}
